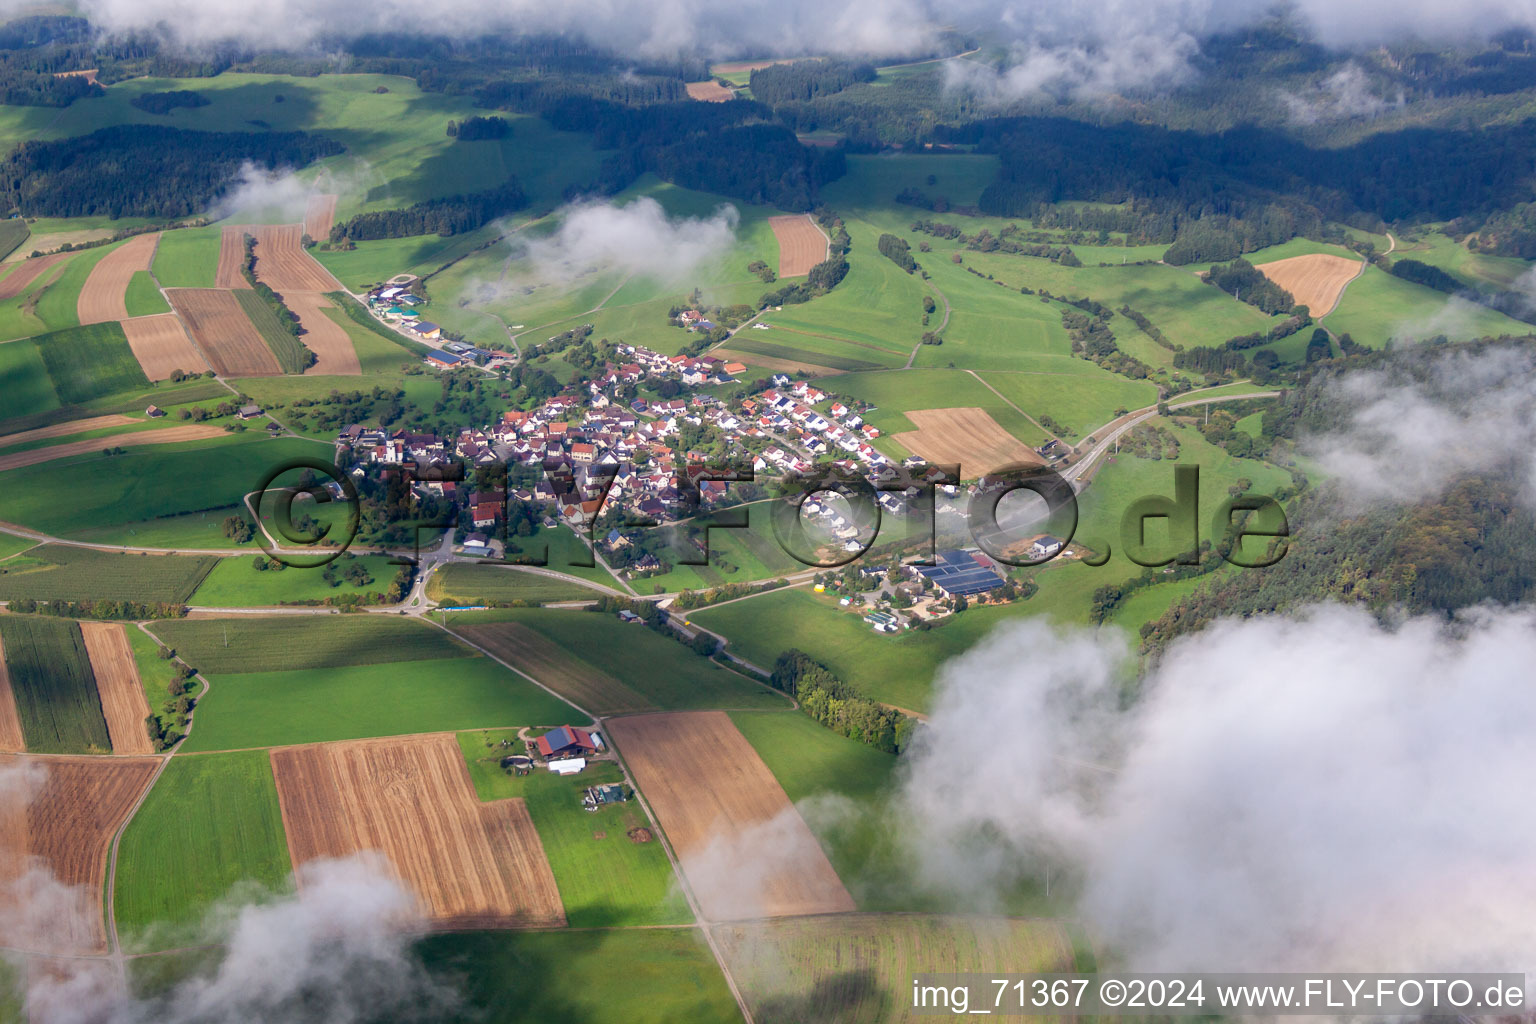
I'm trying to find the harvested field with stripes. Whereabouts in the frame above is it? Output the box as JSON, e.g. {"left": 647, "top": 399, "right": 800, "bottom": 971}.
{"left": 456, "top": 622, "right": 654, "bottom": 714}
{"left": 214, "top": 227, "right": 250, "bottom": 289}
{"left": 0, "top": 253, "right": 68, "bottom": 302}
{"left": 0, "top": 753, "right": 158, "bottom": 954}
{"left": 608, "top": 711, "right": 856, "bottom": 921}
{"left": 1255, "top": 253, "right": 1362, "bottom": 316}
{"left": 0, "top": 635, "right": 22, "bottom": 753}
{"left": 768, "top": 214, "right": 828, "bottom": 278}
{"left": 303, "top": 195, "right": 338, "bottom": 240}
{"left": 121, "top": 312, "right": 208, "bottom": 379}
{"left": 893, "top": 407, "right": 1042, "bottom": 472}
{"left": 76, "top": 233, "right": 158, "bottom": 325}
{"left": 685, "top": 81, "right": 735, "bottom": 101}
{"left": 271, "top": 733, "right": 565, "bottom": 929}
{"left": 245, "top": 225, "right": 341, "bottom": 292}
{"left": 712, "top": 347, "right": 844, "bottom": 376}
{"left": 0, "top": 424, "right": 229, "bottom": 472}
{"left": 165, "top": 287, "right": 280, "bottom": 376}
{"left": 285, "top": 292, "right": 360, "bottom": 374}
{"left": 78, "top": 623, "right": 152, "bottom": 755}
{"left": 0, "top": 414, "right": 136, "bottom": 448}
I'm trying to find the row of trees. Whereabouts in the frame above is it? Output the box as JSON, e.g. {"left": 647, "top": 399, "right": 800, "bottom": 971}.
{"left": 329, "top": 180, "right": 528, "bottom": 241}
{"left": 747, "top": 60, "right": 877, "bottom": 105}
{"left": 770, "top": 649, "right": 916, "bottom": 754}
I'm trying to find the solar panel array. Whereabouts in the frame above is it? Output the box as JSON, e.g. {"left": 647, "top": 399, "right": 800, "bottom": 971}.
{"left": 916, "top": 549, "right": 1005, "bottom": 596}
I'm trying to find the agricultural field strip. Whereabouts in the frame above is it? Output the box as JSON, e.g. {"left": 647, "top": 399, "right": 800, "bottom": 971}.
{"left": 76, "top": 233, "right": 159, "bottom": 325}
{"left": 454, "top": 622, "right": 654, "bottom": 713}
{"left": 893, "top": 407, "right": 1043, "bottom": 469}
{"left": 0, "top": 414, "right": 138, "bottom": 448}
{"left": 164, "top": 288, "right": 281, "bottom": 376}
{"left": 120, "top": 313, "right": 209, "bottom": 381}
{"left": 78, "top": 622, "right": 153, "bottom": 755}
{"left": 0, "top": 425, "right": 231, "bottom": 473}
{"left": 768, "top": 214, "right": 829, "bottom": 278}
{"left": 0, "top": 253, "right": 69, "bottom": 302}
{"left": 0, "top": 753, "right": 158, "bottom": 955}
{"left": 303, "top": 195, "right": 338, "bottom": 241}
{"left": 270, "top": 733, "right": 565, "bottom": 928}
{"left": 1254, "top": 252, "right": 1364, "bottom": 317}
{"left": 607, "top": 711, "right": 857, "bottom": 922}
{"left": 0, "top": 634, "right": 22, "bottom": 753}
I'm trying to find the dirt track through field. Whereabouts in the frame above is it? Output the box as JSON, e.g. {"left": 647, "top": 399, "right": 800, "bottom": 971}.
{"left": 608, "top": 711, "right": 856, "bottom": 921}
{"left": 0, "top": 754, "right": 158, "bottom": 954}
{"left": 121, "top": 312, "right": 209, "bottom": 380}
{"left": 1255, "top": 253, "right": 1362, "bottom": 316}
{"left": 686, "top": 81, "right": 735, "bottom": 101}
{"left": 76, "top": 233, "right": 159, "bottom": 325}
{"left": 78, "top": 623, "right": 152, "bottom": 755}
{"left": 0, "top": 635, "right": 24, "bottom": 753}
{"left": 303, "top": 195, "right": 338, "bottom": 240}
{"left": 768, "top": 214, "right": 828, "bottom": 278}
{"left": 0, "top": 425, "right": 231, "bottom": 472}
{"left": 457, "top": 622, "right": 654, "bottom": 713}
{"left": 245, "top": 225, "right": 342, "bottom": 292}
{"left": 0, "top": 253, "right": 70, "bottom": 302}
{"left": 165, "top": 287, "right": 281, "bottom": 376}
{"left": 271, "top": 733, "right": 565, "bottom": 929}
{"left": 894, "top": 407, "right": 1042, "bottom": 473}
{"left": 0, "top": 414, "right": 138, "bottom": 449}
{"left": 285, "top": 292, "right": 361, "bottom": 375}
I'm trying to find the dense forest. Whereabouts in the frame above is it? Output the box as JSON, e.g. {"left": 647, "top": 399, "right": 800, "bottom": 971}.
{"left": 748, "top": 60, "right": 877, "bottom": 105}
{"left": 1144, "top": 341, "right": 1536, "bottom": 649}
{"left": 329, "top": 180, "right": 527, "bottom": 241}
{"left": 1206, "top": 257, "right": 1298, "bottom": 313}
{"left": 129, "top": 89, "right": 209, "bottom": 114}
{"left": 447, "top": 115, "right": 509, "bottom": 140}
{"left": 0, "top": 125, "right": 343, "bottom": 218}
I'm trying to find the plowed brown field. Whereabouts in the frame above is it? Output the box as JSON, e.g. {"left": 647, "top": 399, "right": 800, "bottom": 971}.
{"left": 608, "top": 711, "right": 855, "bottom": 921}
{"left": 457, "top": 622, "right": 654, "bottom": 714}
{"left": 768, "top": 214, "right": 828, "bottom": 278}
{"left": 121, "top": 313, "right": 208, "bottom": 380}
{"left": 214, "top": 228, "right": 250, "bottom": 290}
{"left": 285, "top": 292, "right": 360, "bottom": 375}
{"left": 0, "top": 253, "right": 69, "bottom": 302}
{"left": 271, "top": 734, "right": 565, "bottom": 929}
{"left": 76, "top": 233, "right": 159, "bottom": 325}
{"left": 0, "top": 425, "right": 231, "bottom": 472}
{"left": 712, "top": 348, "right": 844, "bottom": 377}
{"left": 1255, "top": 253, "right": 1362, "bottom": 316}
{"left": 245, "top": 225, "right": 341, "bottom": 292}
{"left": 78, "top": 623, "right": 152, "bottom": 756}
{"left": 0, "top": 754, "right": 158, "bottom": 954}
{"left": 0, "top": 414, "right": 136, "bottom": 449}
{"left": 0, "top": 634, "right": 23, "bottom": 753}
{"left": 165, "top": 288, "right": 281, "bottom": 376}
{"left": 303, "top": 195, "right": 338, "bottom": 240}
{"left": 893, "top": 408, "right": 1041, "bottom": 474}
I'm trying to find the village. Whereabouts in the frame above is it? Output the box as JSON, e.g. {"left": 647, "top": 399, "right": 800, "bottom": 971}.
{"left": 331, "top": 280, "right": 1071, "bottom": 630}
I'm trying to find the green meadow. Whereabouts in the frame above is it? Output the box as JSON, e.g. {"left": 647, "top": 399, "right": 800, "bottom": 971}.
{"left": 149, "top": 613, "right": 473, "bottom": 674}
{"left": 1324, "top": 264, "right": 1533, "bottom": 348}
{"left": 113, "top": 750, "right": 293, "bottom": 947}
{"left": 179, "top": 655, "right": 578, "bottom": 751}
{"left": 0, "top": 546, "right": 216, "bottom": 604}
{"left": 190, "top": 552, "right": 400, "bottom": 606}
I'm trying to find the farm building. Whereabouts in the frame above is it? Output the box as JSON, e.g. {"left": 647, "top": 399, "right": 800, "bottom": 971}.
{"left": 407, "top": 321, "right": 443, "bottom": 340}
{"left": 237, "top": 403, "right": 263, "bottom": 419}
{"left": 535, "top": 725, "right": 600, "bottom": 759}
{"left": 549, "top": 757, "right": 586, "bottom": 776}
{"left": 426, "top": 350, "right": 463, "bottom": 369}
{"left": 583, "top": 783, "right": 628, "bottom": 810}
{"left": 915, "top": 548, "right": 1005, "bottom": 598}
{"left": 1030, "top": 535, "right": 1064, "bottom": 559}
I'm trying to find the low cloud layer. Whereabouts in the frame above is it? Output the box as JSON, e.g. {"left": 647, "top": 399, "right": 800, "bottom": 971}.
{"left": 1278, "top": 63, "right": 1404, "bottom": 125}
{"left": 467, "top": 197, "right": 739, "bottom": 310}
{"left": 33, "top": 0, "right": 1536, "bottom": 80}
{"left": 899, "top": 606, "right": 1536, "bottom": 973}
{"left": 1305, "top": 344, "right": 1536, "bottom": 510}
{"left": 18, "top": 852, "right": 452, "bottom": 1024}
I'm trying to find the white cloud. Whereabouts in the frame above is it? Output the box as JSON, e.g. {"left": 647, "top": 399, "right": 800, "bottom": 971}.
{"left": 1279, "top": 63, "right": 1404, "bottom": 125}
{"left": 899, "top": 605, "right": 1536, "bottom": 974}
{"left": 1305, "top": 344, "right": 1536, "bottom": 510}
